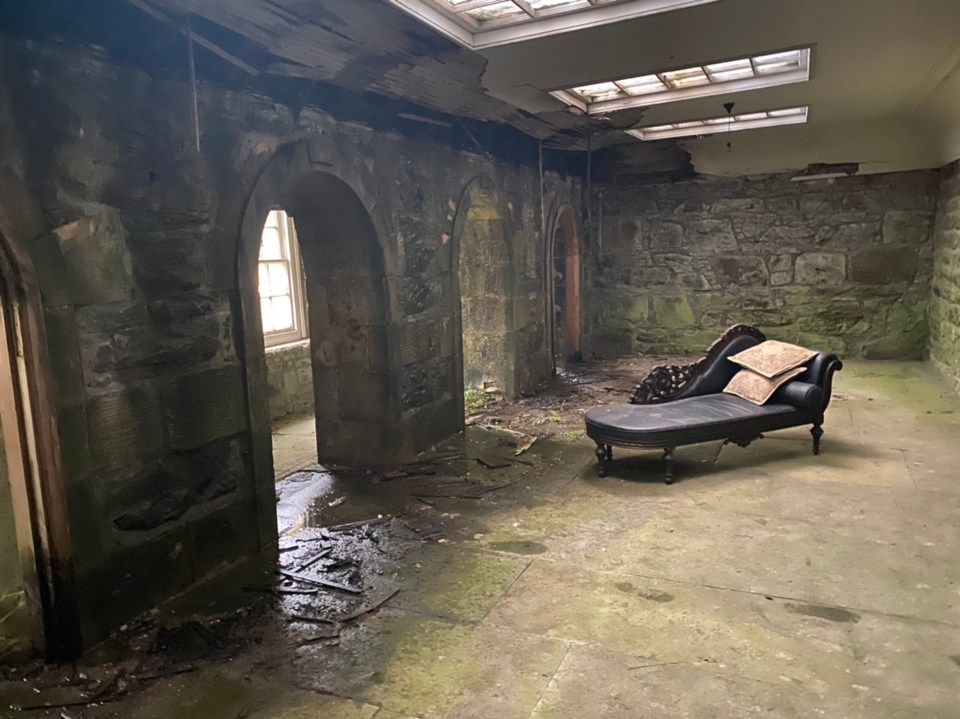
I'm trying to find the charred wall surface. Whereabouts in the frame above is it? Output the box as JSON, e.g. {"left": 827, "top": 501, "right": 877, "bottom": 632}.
{"left": 0, "top": 38, "right": 579, "bottom": 644}
{"left": 590, "top": 171, "right": 937, "bottom": 358}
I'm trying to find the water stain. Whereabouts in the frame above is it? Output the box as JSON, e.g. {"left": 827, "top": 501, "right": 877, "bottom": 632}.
{"left": 487, "top": 540, "right": 547, "bottom": 555}
{"left": 785, "top": 602, "right": 860, "bottom": 623}
{"left": 950, "top": 655, "right": 960, "bottom": 668}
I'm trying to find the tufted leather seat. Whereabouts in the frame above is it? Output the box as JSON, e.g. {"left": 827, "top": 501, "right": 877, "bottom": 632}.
{"left": 585, "top": 325, "right": 843, "bottom": 483}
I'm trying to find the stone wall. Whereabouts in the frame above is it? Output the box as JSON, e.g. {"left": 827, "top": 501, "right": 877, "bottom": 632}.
{"left": 265, "top": 341, "right": 315, "bottom": 422}
{"left": 0, "top": 38, "right": 580, "bottom": 645}
{"left": 592, "top": 171, "right": 937, "bottom": 358}
{"left": 931, "top": 161, "right": 960, "bottom": 392}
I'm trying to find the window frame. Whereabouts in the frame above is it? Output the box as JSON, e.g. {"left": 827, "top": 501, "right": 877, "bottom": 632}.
{"left": 258, "top": 209, "right": 308, "bottom": 349}
{"left": 550, "top": 48, "right": 812, "bottom": 116}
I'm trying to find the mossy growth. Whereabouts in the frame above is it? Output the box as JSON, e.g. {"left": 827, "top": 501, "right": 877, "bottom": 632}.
{"left": 464, "top": 388, "right": 494, "bottom": 415}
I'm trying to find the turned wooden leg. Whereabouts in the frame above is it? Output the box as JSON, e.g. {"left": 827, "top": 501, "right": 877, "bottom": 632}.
{"left": 663, "top": 447, "right": 675, "bottom": 485}
{"left": 811, "top": 422, "right": 824, "bottom": 456}
{"left": 595, "top": 442, "right": 611, "bottom": 477}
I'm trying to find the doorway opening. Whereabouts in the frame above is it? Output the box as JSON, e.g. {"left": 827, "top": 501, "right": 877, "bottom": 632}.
{"left": 453, "top": 180, "right": 517, "bottom": 417}
{"left": 256, "top": 209, "right": 317, "bottom": 480}
{"left": 0, "top": 228, "right": 80, "bottom": 661}
{"left": 550, "top": 205, "right": 583, "bottom": 367}
{"left": 238, "top": 163, "right": 393, "bottom": 538}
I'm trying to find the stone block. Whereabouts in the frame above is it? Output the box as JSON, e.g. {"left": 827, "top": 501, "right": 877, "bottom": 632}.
{"left": 712, "top": 256, "right": 767, "bottom": 287}
{"left": 765, "top": 196, "right": 798, "bottom": 213}
{"left": 160, "top": 365, "right": 246, "bottom": 451}
{"left": 882, "top": 211, "right": 933, "bottom": 245}
{"left": 126, "top": 228, "right": 208, "bottom": 296}
{"left": 731, "top": 214, "right": 776, "bottom": 241}
{"left": 850, "top": 247, "right": 919, "bottom": 284}
{"left": 711, "top": 197, "right": 764, "bottom": 213}
{"left": 759, "top": 226, "right": 814, "bottom": 244}
{"left": 44, "top": 307, "right": 85, "bottom": 407}
{"left": 187, "top": 498, "right": 260, "bottom": 580}
{"left": 831, "top": 222, "right": 881, "bottom": 247}
{"left": 76, "top": 296, "right": 227, "bottom": 389}
{"left": 31, "top": 208, "right": 134, "bottom": 307}
{"left": 794, "top": 253, "right": 846, "bottom": 286}
{"left": 649, "top": 294, "right": 695, "bottom": 327}
{"left": 338, "top": 369, "right": 394, "bottom": 423}
{"left": 684, "top": 219, "right": 737, "bottom": 254}
{"left": 58, "top": 403, "right": 92, "bottom": 485}
{"left": 86, "top": 385, "right": 164, "bottom": 472}
{"left": 648, "top": 222, "right": 683, "bottom": 251}
{"left": 64, "top": 479, "right": 103, "bottom": 572}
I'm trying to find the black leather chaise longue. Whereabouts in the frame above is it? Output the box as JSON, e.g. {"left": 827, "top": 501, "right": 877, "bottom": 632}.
{"left": 584, "top": 325, "right": 843, "bottom": 483}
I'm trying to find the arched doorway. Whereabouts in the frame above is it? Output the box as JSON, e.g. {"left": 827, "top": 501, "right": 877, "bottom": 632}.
{"left": 0, "top": 227, "right": 80, "bottom": 661}
{"left": 237, "top": 153, "right": 395, "bottom": 499}
{"left": 550, "top": 205, "right": 583, "bottom": 367}
{"left": 452, "top": 179, "right": 517, "bottom": 413}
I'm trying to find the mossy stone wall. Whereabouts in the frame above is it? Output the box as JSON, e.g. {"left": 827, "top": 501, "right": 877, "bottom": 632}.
{"left": 591, "top": 171, "right": 937, "bottom": 358}
{"left": 931, "top": 161, "right": 960, "bottom": 392}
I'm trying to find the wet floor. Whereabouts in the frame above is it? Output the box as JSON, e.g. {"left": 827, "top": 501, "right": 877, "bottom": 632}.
{"left": 4, "top": 360, "right": 960, "bottom": 718}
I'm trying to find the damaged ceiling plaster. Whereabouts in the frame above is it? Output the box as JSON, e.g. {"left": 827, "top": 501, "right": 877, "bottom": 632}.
{"left": 129, "top": 0, "right": 960, "bottom": 177}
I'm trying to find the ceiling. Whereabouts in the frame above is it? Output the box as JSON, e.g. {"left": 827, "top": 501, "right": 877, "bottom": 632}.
{"left": 130, "top": 0, "right": 960, "bottom": 177}
{"left": 477, "top": 0, "right": 960, "bottom": 174}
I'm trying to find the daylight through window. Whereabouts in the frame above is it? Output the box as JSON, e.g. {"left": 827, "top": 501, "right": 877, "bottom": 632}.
{"left": 258, "top": 209, "right": 307, "bottom": 347}
{"left": 626, "top": 106, "right": 809, "bottom": 141}
{"left": 551, "top": 48, "right": 811, "bottom": 115}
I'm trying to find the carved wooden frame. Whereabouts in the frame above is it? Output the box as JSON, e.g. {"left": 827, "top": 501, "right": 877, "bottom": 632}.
{"left": 629, "top": 324, "right": 766, "bottom": 404}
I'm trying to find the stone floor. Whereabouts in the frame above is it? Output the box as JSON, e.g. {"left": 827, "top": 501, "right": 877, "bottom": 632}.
{"left": 7, "top": 360, "right": 960, "bottom": 718}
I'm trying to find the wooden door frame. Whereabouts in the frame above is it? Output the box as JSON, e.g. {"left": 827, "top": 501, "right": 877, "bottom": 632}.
{"left": 0, "top": 227, "right": 81, "bottom": 661}
{"left": 548, "top": 204, "right": 583, "bottom": 369}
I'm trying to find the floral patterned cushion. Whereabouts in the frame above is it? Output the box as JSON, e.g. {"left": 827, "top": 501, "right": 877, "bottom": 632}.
{"left": 723, "top": 366, "right": 806, "bottom": 405}
{"left": 728, "top": 340, "right": 817, "bottom": 379}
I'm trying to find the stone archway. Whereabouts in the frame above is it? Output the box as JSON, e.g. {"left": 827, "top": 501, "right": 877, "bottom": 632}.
{"left": 550, "top": 204, "right": 583, "bottom": 366}
{"left": 237, "top": 143, "right": 400, "bottom": 547}
{"left": 451, "top": 178, "right": 518, "bottom": 410}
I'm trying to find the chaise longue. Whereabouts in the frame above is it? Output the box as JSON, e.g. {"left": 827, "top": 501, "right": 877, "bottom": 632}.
{"left": 584, "top": 325, "right": 843, "bottom": 483}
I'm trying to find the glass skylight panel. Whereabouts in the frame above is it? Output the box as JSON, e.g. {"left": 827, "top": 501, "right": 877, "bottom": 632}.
{"left": 626, "top": 106, "right": 809, "bottom": 141}
{"left": 754, "top": 51, "right": 802, "bottom": 74}
{"left": 529, "top": 0, "right": 591, "bottom": 10}
{"left": 661, "top": 67, "right": 709, "bottom": 88}
{"left": 617, "top": 75, "right": 666, "bottom": 96}
{"left": 389, "top": 0, "right": 722, "bottom": 49}
{"left": 556, "top": 48, "right": 811, "bottom": 114}
{"left": 463, "top": 1, "right": 525, "bottom": 23}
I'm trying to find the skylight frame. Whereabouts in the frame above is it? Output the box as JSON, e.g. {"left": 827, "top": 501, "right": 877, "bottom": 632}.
{"left": 625, "top": 106, "right": 809, "bottom": 141}
{"left": 387, "top": 0, "right": 722, "bottom": 50}
{"left": 551, "top": 48, "right": 812, "bottom": 115}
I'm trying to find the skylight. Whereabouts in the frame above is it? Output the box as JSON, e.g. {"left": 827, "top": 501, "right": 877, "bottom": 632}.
{"left": 387, "top": 0, "right": 721, "bottom": 50}
{"left": 551, "top": 48, "right": 811, "bottom": 114}
{"left": 626, "top": 106, "right": 809, "bottom": 141}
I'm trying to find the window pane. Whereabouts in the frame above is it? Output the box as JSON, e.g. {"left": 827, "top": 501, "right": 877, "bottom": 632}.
{"left": 259, "top": 226, "right": 282, "bottom": 260}
{"left": 258, "top": 264, "right": 271, "bottom": 298}
{"left": 263, "top": 209, "right": 281, "bottom": 229}
{"left": 662, "top": 67, "right": 709, "bottom": 88}
{"left": 573, "top": 81, "right": 621, "bottom": 102}
{"left": 261, "top": 297, "right": 274, "bottom": 333}
{"left": 271, "top": 296, "right": 294, "bottom": 331}
{"left": 618, "top": 75, "right": 666, "bottom": 96}
{"left": 530, "top": 0, "right": 589, "bottom": 10}
{"left": 465, "top": 1, "right": 524, "bottom": 23}
{"left": 268, "top": 262, "right": 291, "bottom": 297}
